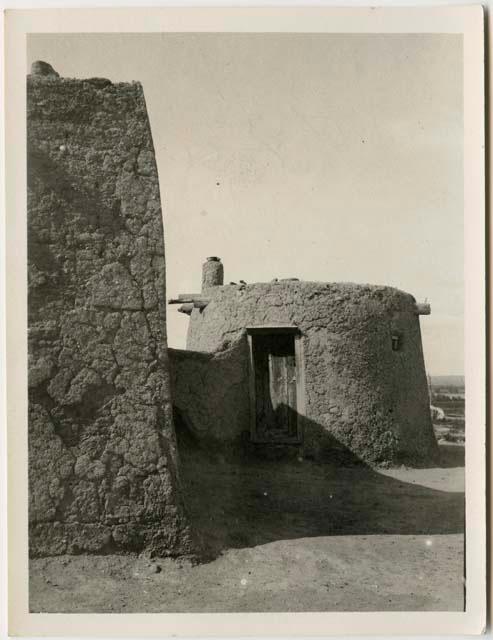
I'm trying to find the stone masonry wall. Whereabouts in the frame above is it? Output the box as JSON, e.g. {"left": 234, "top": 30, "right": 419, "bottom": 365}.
{"left": 27, "top": 63, "right": 195, "bottom": 557}
{"left": 186, "top": 281, "right": 438, "bottom": 466}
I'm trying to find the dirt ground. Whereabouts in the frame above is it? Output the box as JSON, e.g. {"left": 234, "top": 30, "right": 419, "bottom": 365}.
{"left": 29, "top": 443, "right": 464, "bottom": 613}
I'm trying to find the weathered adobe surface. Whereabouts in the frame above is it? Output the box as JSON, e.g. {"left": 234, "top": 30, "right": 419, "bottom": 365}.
{"left": 184, "top": 281, "right": 438, "bottom": 466}
{"left": 28, "top": 63, "right": 196, "bottom": 557}
{"left": 168, "top": 339, "right": 250, "bottom": 447}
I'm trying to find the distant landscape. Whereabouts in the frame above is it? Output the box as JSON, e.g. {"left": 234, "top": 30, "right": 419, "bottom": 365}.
{"left": 430, "top": 375, "right": 465, "bottom": 388}
{"left": 429, "top": 376, "right": 465, "bottom": 445}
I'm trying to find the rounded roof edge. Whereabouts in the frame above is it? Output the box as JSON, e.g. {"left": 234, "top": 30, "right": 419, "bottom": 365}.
{"left": 210, "top": 279, "right": 416, "bottom": 299}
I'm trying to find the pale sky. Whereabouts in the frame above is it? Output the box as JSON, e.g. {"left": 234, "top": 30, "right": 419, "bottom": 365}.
{"left": 28, "top": 33, "right": 464, "bottom": 375}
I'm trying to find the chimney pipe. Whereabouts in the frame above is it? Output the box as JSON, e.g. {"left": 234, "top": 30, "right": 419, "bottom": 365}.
{"left": 202, "top": 256, "right": 224, "bottom": 292}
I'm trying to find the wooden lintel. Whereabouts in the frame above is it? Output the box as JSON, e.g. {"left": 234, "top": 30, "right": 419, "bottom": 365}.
{"left": 246, "top": 325, "right": 300, "bottom": 335}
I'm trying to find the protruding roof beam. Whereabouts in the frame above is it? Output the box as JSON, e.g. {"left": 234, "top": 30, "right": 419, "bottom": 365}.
{"left": 168, "top": 294, "right": 211, "bottom": 310}
{"left": 416, "top": 302, "right": 431, "bottom": 315}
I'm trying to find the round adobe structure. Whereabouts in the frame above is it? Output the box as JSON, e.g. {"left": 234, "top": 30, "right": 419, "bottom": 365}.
{"left": 182, "top": 279, "right": 438, "bottom": 466}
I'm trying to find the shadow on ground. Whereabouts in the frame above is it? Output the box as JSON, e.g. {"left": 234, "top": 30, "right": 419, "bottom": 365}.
{"left": 178, "top": 428, "right": 464, "bottom": 560}
{"left": 436, "top": 443, "right": 465, "bottom": 468}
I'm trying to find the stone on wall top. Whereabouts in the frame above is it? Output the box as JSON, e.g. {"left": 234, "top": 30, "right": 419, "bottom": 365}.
{"left": 30, "top": 60, "right": 60, "bottom": 78}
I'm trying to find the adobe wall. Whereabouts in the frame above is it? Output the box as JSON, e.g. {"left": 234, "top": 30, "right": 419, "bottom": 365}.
{"left": 186, "top": 281, "right": 438, "bottom": 466}
{"left": 168, "top": 338, "right": 250, "bottom": 447}
{"left": 27, "top": 62, "right": 195, "bottom": 557}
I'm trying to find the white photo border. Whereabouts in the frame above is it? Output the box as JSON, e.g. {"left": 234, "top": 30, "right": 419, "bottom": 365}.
{"left": 5, "top": 6, "right": 486, "bottom": 636}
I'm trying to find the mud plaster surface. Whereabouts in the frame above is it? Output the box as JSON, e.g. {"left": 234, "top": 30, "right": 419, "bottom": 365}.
{"left": 169, "top": 340, "right": 250, "bottom": 446}
{"left": 182, "top": 282, "right": 437, "bottom": 466}
{"left": 27, "top": 72, "right": 194, "bottom": 557}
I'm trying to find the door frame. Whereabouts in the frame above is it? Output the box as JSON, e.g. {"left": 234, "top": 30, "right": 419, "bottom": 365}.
{"left": 246, "top": 326, "right": 305, "bottom": 444}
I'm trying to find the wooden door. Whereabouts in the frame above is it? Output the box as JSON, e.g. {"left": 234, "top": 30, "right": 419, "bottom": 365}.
{"left": 250, "top": 333, "right": 300, "bottom": 443}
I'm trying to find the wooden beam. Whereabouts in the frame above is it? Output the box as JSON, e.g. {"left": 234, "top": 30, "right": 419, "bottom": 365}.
{"left": 416, "top": 303, "right": 431, "bottom": 315}
{"left": 168, "top": 296, "right": 211, "bottom": 305}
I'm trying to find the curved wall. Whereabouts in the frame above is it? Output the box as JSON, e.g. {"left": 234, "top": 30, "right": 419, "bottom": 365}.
{"left": 185, "top": 281, "right": 438, "bottom": 466}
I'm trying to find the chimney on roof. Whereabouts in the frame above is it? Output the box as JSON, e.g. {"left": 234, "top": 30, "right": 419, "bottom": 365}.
{"left": 202, "top": 256, "right": 224, "bottom": 292}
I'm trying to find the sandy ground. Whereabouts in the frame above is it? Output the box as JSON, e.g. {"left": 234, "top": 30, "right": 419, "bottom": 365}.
{"left": 29, "top": 443, "right": 464, "bottom": 613}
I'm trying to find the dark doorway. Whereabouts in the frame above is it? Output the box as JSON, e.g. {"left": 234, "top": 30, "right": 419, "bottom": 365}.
{"left": 247, "top": 329, "right": 303, "bottom": 443}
